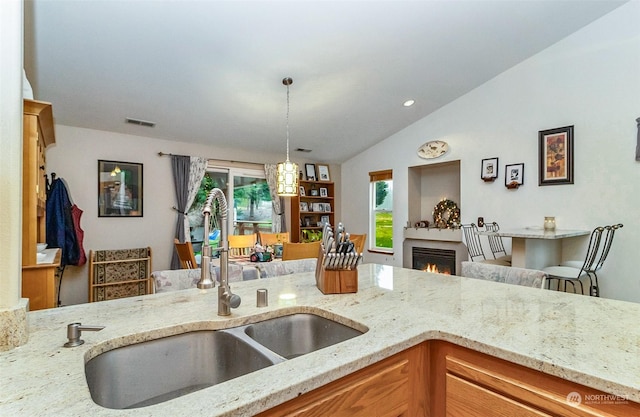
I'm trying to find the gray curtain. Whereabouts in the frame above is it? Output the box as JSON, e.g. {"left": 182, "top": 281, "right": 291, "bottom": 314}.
{"left": 170, "top": 156, "right": 207, "bottom": 269}
{"left": 264, "top": 163, "right": 285, "bottom": 233}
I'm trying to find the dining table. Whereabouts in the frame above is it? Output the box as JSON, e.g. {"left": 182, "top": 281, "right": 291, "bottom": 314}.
{"left": 484, "top": 228, "right": 590, "bottom": 270}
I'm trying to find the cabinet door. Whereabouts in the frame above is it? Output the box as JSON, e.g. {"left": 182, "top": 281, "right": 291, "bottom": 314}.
{"left": 257, "top": 344, "right": 426, "bottom": 417}
{"left": 446, "top": 373, "right": 551, "bottom": 417}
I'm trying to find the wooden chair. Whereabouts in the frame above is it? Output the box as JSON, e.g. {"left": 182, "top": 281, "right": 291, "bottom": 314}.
{"left": 228, "top": 233, "right": 257, "bottom": 257}
{"left": 174, "top": 239, "right": 197, "bottom": 269}
{"left": 349, "top": 234, "right": 367, "bottom": 254}
{"left": 282, "top": 241, "right": 322, "bottom": 261}
{"left": 259, "top": 232, "right": 290, "bottom": 246}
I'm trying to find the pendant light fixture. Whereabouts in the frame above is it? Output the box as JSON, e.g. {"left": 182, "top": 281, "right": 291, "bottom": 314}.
{"left": 276, "top": 77, "right": 299, "bottom": 196}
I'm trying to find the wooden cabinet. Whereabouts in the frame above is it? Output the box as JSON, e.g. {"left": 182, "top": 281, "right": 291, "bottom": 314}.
{"left": 291, "top": 180, "right": 334, "bottom": 242}
{"left": 22, "top": 99, "right": 57, "bottom": 310}
{"left": 430, "top": 341, "right": 640, "bottom": 417}
{"left": 259, "top": 341, "right": 639, "bottom": 417}
{"left": 257, "top": 343, "right": 427, "bottom": 417}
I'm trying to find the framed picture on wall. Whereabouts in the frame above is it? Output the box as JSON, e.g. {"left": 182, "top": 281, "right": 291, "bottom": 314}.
{"left": 481, "top": 157, "right": 498, "bottom": 181}
{"left": 539, "top": 125, "right": 574, "bottom": 186}
{"left": 98, "top": 160, "right": 143, "bottom": 217}
{"left": 505, "top": 163, "right": 524, "bottom": 188}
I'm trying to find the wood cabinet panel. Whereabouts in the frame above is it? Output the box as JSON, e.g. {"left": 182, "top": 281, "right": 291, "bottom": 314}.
{"left": 431, "top": 341, "right": 640, "bottom": 417}
{"left": 257, "top": 344, "right": 426, "bottom": 417}
{"left": 446, "top": 373, "right": 551, "bottom": 417}
{"left": 22, "top": 99, "right": 57, "bottom": 310}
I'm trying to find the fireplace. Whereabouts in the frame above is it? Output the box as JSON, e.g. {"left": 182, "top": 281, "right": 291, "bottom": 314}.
{"left": 412, "top": 247, "right": 456, "bottom": 275}
{"left": 403, "top": 234, "right": 468, "bottom": 276}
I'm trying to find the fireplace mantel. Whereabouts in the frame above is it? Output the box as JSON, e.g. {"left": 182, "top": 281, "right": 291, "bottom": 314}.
{"left": 403, "top": 227, "right": 462, "bottom": 242}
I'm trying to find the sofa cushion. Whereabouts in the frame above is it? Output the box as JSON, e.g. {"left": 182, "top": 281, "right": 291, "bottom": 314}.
{"left": 460, "top": 261, "right": 547, "bottom": 289}
{"left": 255, "top": 258, "right": 317, "bottom": 278}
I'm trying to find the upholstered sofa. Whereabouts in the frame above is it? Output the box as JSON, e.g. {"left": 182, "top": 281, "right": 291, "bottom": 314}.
{"left": 152, "top": 264, "right": 259, "bottom": 293}
{"left": 460, "top": 261, "right": 547, "bottom": 289}
{"left": 152, "top": 258, "right": 317, "bottom": 293}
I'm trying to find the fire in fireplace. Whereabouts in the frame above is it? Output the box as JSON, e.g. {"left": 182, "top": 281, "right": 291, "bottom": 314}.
{"left": 412, "top": 247, "right": 456, "bottom": 275}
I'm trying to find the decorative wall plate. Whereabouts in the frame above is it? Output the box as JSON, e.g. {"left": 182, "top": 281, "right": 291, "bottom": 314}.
{"left": 417, "top": 140, "right": 448, "bottom": 159}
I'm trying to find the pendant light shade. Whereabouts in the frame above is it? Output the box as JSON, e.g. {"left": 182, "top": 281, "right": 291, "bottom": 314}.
{"left": 276, "top": 77, "right": 299, "bottom": 196}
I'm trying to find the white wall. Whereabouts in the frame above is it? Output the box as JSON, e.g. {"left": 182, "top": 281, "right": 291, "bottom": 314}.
{"left": 46, "top": 126, "right": 339, "bottom": 305}
{"left": 340, "top": 2, "right": 640, "bottom": 303}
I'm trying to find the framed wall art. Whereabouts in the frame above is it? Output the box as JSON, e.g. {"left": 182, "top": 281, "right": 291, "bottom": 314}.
{"left": 317, "top": 164, "right": 331, "bottom": 181}
{"left": 539, "top": 125, "right": 574, "bottom": 185}
{"left": 305, "top": 163, "right": 316, "bottom": 181}
{"left": 505, "top": 163, "right": 524, "bottom": 188}
{"left": 98, "top": 160, "right": 143, "bottom": 217}
{"left": 481, "top": 157, "right": 498, "bottom": 181}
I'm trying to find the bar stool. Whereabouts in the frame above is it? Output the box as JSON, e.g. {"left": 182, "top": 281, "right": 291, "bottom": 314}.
{"left": 560, "top": 223, "right": 622, "bottom": 296}
{"left": 542, "top": 226, "right": 606, "bottom": 295}
{"left": 484, "top": 222, "right": 511, "bottom": 265}
{"left": 461, "top": 223, "right": 510, "bottom": 266}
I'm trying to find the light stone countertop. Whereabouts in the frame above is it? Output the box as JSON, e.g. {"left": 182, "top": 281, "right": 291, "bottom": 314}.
{"left": 1, "top": 263, "right": 639, "bottom": 416}
{"left": 489, "top": 228, "right": 591, "bottom": 239}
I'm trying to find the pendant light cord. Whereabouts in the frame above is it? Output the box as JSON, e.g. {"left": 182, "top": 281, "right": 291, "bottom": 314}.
{"left": 285, "top": 82, "right": 291, "bottom": 161}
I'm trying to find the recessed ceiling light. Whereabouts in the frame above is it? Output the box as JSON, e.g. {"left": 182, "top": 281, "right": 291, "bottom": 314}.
{"left": 403, "top": 99, "right": 415, "bottom": 107}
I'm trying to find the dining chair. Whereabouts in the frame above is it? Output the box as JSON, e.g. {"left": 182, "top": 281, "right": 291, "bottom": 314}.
{"left": 483, "top": 222, "right": 512, "bottom": 264}
{"left": 228, "top": 233, "right": 258, "bottom": 257}
{"left": 282, "top": 241, "right": 322, "bottom": 261}
{"left": 560, "top": 223, "right": 623, "bottom": 296}
{"left": 174, "top": 239, "right": 198, "bottom": 269}
{"left": 542, "top": 226, "right": 607, "bottom": 295}
{"left": 258, "top": 232, "right": 290, "bottom": 247}
{"left": 349, "top": 234, "right": 367, "bottom": 254}
{"left": 461, "top": 223, "right": 510, "bottom": 266}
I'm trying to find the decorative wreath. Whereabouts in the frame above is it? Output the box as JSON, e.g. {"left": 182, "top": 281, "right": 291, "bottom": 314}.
{"left": 433, "top": 199, "right": 461, "bottom": 229}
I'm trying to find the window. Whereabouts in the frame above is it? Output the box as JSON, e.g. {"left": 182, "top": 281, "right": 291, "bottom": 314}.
{"left": 369, "top": 170, "right": 393, "bottom": 252}
{"left": 188, "top": 163, "right": 273, "bottom": 258}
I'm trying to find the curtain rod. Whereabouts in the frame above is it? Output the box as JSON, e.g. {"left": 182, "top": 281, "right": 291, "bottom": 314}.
{"left": 158, "top": 151, "right": 265, "bottom": 167}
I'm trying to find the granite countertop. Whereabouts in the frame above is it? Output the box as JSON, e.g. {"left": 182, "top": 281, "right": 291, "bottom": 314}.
{"left": 493, "top": 228, "right": 591, "bottom": 239}
{"left": 1, "top": 263, "right": 639, "bottom": 416}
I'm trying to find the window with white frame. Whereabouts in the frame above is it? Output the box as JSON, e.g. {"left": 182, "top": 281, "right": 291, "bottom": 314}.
{"left": 369, "top": 170, "right": 393, "bottom": 252}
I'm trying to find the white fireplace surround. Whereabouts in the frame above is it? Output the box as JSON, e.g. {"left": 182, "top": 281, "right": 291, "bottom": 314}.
{"left": 403, "top": 229, "right": 468, "bottom": 276}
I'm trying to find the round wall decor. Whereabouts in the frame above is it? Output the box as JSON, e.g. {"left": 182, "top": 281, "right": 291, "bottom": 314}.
{"left": 417, "top": 140, "right": 448, "bottom": 159}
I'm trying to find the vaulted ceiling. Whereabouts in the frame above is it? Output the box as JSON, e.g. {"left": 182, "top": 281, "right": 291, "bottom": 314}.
{"left": 24, "top": 0, "right": 626, "bottom": 163}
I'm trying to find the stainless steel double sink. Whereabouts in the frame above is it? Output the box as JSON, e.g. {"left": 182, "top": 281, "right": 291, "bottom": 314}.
{"left": 85, "top": 313, "right": 366, "bottom": 409}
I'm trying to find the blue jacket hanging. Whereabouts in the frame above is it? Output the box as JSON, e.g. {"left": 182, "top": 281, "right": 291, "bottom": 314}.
{"left": 46, "top": 178, "right": 81, "bottom": 266}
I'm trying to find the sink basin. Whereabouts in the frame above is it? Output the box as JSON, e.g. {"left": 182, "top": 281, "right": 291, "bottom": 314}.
{"left": 243, "top": 313, "right": 365, "bottom": 359}
{"left": 85, "top": 330, "right": 278, "bottom": 409}
{"left": 85, "top": 313, "right": 365, "bottom": 409}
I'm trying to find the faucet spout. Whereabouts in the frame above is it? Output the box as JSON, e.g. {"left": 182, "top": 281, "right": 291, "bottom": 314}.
{"left": 196, "top": 188, "right": 241, "bottom": 315}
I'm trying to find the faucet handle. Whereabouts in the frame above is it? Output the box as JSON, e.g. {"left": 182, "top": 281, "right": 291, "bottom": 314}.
{"left": 64, "top": 322, "right": 105, "bottom": 347}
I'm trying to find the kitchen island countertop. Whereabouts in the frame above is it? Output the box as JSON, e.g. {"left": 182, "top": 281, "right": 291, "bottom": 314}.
{"left": 1, "top": 263, "right": 638, "bottom": 416}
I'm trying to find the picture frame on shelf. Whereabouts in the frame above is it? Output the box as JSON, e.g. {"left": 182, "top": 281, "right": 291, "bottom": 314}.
{"left": 299, "top": 186, "right": 305, "bottom": 196}
{"left": 98, "top": 160, "right": 143, "bottom": 217}
{"left": 319, "top": 187, "right": 328, "bottom": 197}
{"left": 539, "top": 125, "right": 574, "bottom": 186}
{"left": 317, "top": 164, "right": 331, "bottom": 181}
{"left": 310, "top": 189, "right": 319, "bottom": 196}
{"left": 323, "top": 203, "right": 332, "bottom": 212}
{"left": 303, "top": 216, "right": 312, "bottom": 227}
{"left": 312, "top": 202, "right": 324, "bottom": 212}
{"left": 305, "top": 163, "right": 316, "bottom": 181}
{"left": 505, "top": 163, "right": 524, "bottom": 188}
{"left": 320, "top": 215, "right": 330, "bottom": 225}
{"left": 300, "top": 202, "right": 308, "bottom": 212}
{"left": 481, "top": 157, "right": 498, "bottom": 181}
